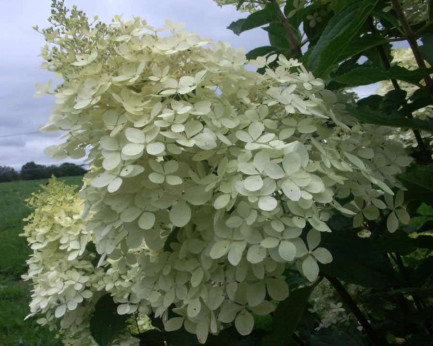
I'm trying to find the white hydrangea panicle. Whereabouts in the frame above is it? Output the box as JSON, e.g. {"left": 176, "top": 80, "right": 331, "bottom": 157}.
{"left": 29, "top": 6, "right": 413, "bottom": 343}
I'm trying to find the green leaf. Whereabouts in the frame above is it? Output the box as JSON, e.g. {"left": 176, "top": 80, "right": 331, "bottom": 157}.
{"left": 412, "top": 256, "right": 433, "bottom": 286}
{"left": 246, "top": 46, "right": 275, "bottom": 60}
{"left": 357, "top": 95, "right": 383, "bottom": 110}
{"left": 262, "top": 22, "right": 292, "bottom": 50}
{"left": 429, "top": 0, "right": 433, "bottom": 20}
{"left": 310, "top": 327, "right": 367, "bottom": 345}
{"left": 414, "top": 236, "right": 433, "bottom": 250}
{"left": 227, "top": 2, "right": 279, "bottom": 35}
{"left": 419, "top": 33, "right": 433, "bottom": 66}
{"left": 307, "top": 0, "right": 378, "bottom": 77}
{"left": 405, "top": 88, "right": 433, "bottom": 115}
{"left": 381, "top": 89, "right": 407, "bottom": 114}
{"left": 371, "top": 287, "right": 433, "bottom": 298}
{"left": 330, "top": 0, "right": 357, "bottom": 12}
{"left": 262, "top": 284, "right": 317, "bottom": 346}
{"left": 337, "top": 34, "right": 390, "bottom": 63}
{"left": 284, "top": 1, "right": 314, "bottom": 28}
{"left": 399, "top": 164, "right": 433, "bottom": 205}
{"left": 347, "top": 104, "right": 433, "bottom": 131}
{"left": 303, "top": 8, "right": 333, "bottom": 46}
{"left": 320, "top": 230, "right": 398, "bottom": 288}
{"left": 334, "top": 65, "right": 433, "bottom": 86}
{"left": 417, "top": 203, "right": 433, "bottom": 216}
{"left": 373, "top": 9, "right": 402, "bottom": 32}
{"left": 90, "top": 294, "right": 129, "bottom": 346}
{"left": 236, "top": 0, "right": 246, "bottom": 10}
{"left": 138, "top": 330, "right": 165, "bottom": 346}
{"left": 376, "top": 230, "right": 417, "bottom": 255}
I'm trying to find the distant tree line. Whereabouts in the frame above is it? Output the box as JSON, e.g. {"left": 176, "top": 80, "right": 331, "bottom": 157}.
{"left": 0, "top": 162, "right": 87, "bottom": 182}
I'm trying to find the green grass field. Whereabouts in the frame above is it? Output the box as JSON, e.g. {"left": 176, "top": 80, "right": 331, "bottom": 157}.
{"left": 0, "top": 177, "right": 83, "bottom": 346}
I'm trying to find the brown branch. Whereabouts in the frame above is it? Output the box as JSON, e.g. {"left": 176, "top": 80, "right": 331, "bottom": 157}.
{"left": 326, "top": 276, "right": 382, "bottom": 346}
{"left": 368, "top": 17, "right": 432, "bottom": 163}
{"left": 271, "top": 0, "right": 302, "bottom": 57}
{"left": 391, "top": 0, "right": 433, "bottom": 89}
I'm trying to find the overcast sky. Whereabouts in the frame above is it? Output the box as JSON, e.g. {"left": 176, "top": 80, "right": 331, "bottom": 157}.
{"left": 0, "top": 0, "right": 271, "bottom": 170}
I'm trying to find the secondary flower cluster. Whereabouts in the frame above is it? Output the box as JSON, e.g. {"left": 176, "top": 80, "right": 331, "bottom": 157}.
{"left": 22, "top": 179, "right": 144, "bottom": 345}
{"left": 31, "top": 5, "right": 411, "bottom": 343}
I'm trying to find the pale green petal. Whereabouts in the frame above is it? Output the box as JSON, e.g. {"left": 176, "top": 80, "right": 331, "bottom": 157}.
{"left": 302, "top": 255, "right": 319, "bottom": 282}
{"left": 246, "top": 245, "right": 267, "bottom": 264}
{"left": 313, "top": 247, "right": 333, "bottom": 264}
{"left": 209, "top": 240, "right": 230, "bottom": 259}
{"left": 235, "top": 310, "right": 254, "bottom": 336}
{"left": 266, "top": 279, "right": 289, "bottom": 301}
{"left": 246, "top": 282, "right": 266, "bottom": 307}
{"left": 169, "top": 201, "right": 191, "bottom": 227}
{"left": 387, "top": 211, "right": 399, "bottom": 232}
{"left": 138, "top": 212, "right": 155, "bottom": 230}
{"left": 258, "top": 196, "right": 278, "bottom": 211}
{"left": 278, "top": 240, "right": 296, "bottom": 261}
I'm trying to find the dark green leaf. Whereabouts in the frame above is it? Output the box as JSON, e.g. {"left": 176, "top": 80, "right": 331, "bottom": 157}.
{"left": 236, "top": 0, "right": 246, "bottom": 10}
{"left": 303, "top": 8, "right": 333, "bottom": 46}
{"left": 310, "top": 327, "right": 367, "bottom": 345}
{"left": 330, "top": 0, "right": 357, "bottom": 13}
{"left": 381, "top": 89, "right": 407, "bottom": 112}
{"left": 419, "top": 33, "right": 433, "bottom": 66}
{"left": 357, "top": 95, "right": 383, "bottom": 109}
{"left": 307, "top": 0, "right": 378, "bottom": 77}
{"left": 263, "top": 22, "right": 292, "bottom": 50}
{"left": 246, "top": 46, "right": 275, "bottom": 60}
{"left": 284, "top": 1, "right": 314, "bottom": 28}
{"left": 227, "top": 2, "right": 279, "bottom": 35}
{"left": 320, "top": 230, "right": 398, "bottom": 288}
{"left": 399, "top": 164, "right": 433, "bottom": 205}
{"left": 362, "top": 40, "right": 393, "bottom": 67}
{"left": 369, "top": 287, "right": 433, "bottom": 300}
{"left": 90, "top": 294, "right": 128, "bottom": 346}
{"left": 284, "top": 0, "right": 296, "bottom": 16}
{"left": 328, "top": 214, "right": 353, "bottom": 231}
{"left": 373, "top": 9, "right": 402, "bottom": 32}
{"left": 163, "top": 329, "right": 199, "bottom": 345}
{"left": 138, "top": 330, "right": 165, "bottom": 346}
{"left": 262, "top": 284, "right": 317, "bottom": 346}
{"left": 376, "top": 231, "right": 433, "bottom": 253}
{"left": 429, "top": 0, "right": 433, "bottom": 20}
{"left": 254, "top": 315, "right": 273, "bottom": 331}
{"left": 347, "top": 104, "right": 433, "bottom": 131}
{"left": 376, "top": 230, "right": 417, "bottom": 255}
{"left": 414, "top": 235, "right": 433, "bottom": 250}
{"left": 337, "top": 34, "right": 390, "bottom": 62}
{"left": 404, "top": 88, "right": 433, "bottom": 115}
{"left": 334, "top": 65, "right": 433, "bottom": 86}
{"left": 412, "top": 256, "right": 433, "bottom": 286}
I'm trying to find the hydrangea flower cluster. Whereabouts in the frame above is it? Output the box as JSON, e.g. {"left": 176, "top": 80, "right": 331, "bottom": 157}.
{"left": 31, "top": 4, "right": 412, "bottom": 343}
{"left": 22, "top": 179, "right": 144, "bottom": 345}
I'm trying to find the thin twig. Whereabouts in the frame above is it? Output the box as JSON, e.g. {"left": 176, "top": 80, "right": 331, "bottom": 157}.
{"left": 326, "top": 276, "right": 382, "bottom": 346}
